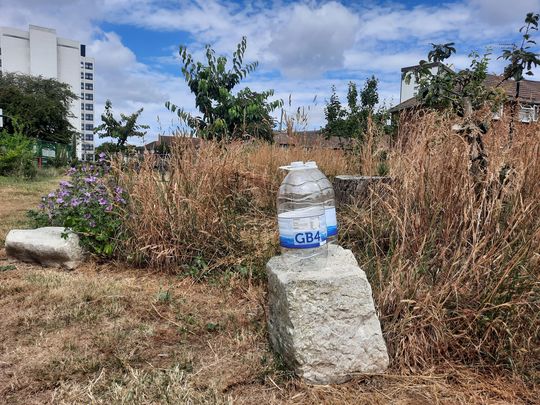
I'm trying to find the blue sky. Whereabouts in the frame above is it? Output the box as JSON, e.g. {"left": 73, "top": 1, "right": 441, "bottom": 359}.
{"left": 1, "top": 0, "right": 540, "bottom": 143}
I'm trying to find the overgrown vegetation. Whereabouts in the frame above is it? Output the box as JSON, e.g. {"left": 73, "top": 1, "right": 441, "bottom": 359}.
{"left": 0, "top": 118, "right": 36, "bottom": 178}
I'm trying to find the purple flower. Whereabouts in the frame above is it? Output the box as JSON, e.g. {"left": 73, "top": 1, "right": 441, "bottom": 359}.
{"left": 105, "top": 205, "right": 113, "bottom": 212}
{"left": 98, "top": 198, "right": 108, "bottom": 206}
{"left": 83, "top": 213, "right": 92, "bottom": 220}
{"left": 70, "top": 199, "right": 81, "bottom": 207}
{"left": 84, "top": 176, "right": 98, "bottom": 184}
{"left": 58, "top": 189, "right": 70, "bottom": 198}
{"left": 88, "top": 220, "right": 96, "bottom": 227}
{"left": 99, "top": 152, "right": 106, "bottom": 162}
{"left": 59, "top": 180, "right": 72, "bottom": 188}
{"left": 67, "top": 167, "right": 77, "bottom": 175}
{"left": 48, "top": 192, "right": 56, "bottom": 198}
{"left": 56, "top": 198, "right": 64, "bottom": 204}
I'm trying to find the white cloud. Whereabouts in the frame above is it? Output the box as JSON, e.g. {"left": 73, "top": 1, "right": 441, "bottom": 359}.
{"left": 1, "top": 0, "right": 540, "bottom": 136}
{"left": 269, "top": 2, "right": 360, "bottom": 77}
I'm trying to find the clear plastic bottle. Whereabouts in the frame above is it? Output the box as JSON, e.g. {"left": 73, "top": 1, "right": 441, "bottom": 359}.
{"left": 277, "top": 161, "right": 328, "bottom": 270}
{"left": 305, "top": 161, "right": 338, "bottom": 245}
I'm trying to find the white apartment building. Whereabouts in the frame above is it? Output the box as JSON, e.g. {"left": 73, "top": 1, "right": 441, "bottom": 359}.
{"left": 0, "top": 25, "right": 95, "bottom": 161}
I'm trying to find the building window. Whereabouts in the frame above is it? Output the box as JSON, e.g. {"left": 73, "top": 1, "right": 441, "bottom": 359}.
{"left": 519, "top": 105, "right": 538, "bottom": 123}
{"left": 85, "top": 93, "right": 93, "bottom": 101}
{"left": 85, "top": 104, "right": 93, "bottom": 111}
{"left": 85, "top": 62, "right": 93, "bottom": 70}
{"left": 81, "top": 103, "right": 84, "bottom": 110}
{"left": 85, "top": 124, "right": 94, "bottom": 131}
{"left": 80, "top": 82, "right": 84, "bottom": 89}
{"left": 81, "top": 124, "right": 85, "bottom": 130}
{"left": 80, "top": 72, "right": 84, "bottom": 79}
{"left": 86, "top": 114, "right": 93, "bottom": 121}
{"left": 82, "top": 144, "right": 94, "bottom": 151}
{"left": 85, "top": 83, "right": 93, "bottom": 90}
{"left": 85, "top": 73, "right": 93, "bottom": 80}
{"left": 85, "top": 134, "right": 94, "bottom": 141}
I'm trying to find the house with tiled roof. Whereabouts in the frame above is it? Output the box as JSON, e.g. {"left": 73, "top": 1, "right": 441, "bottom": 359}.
{"left": 389, "top": 62, "right": 540, "bottom": 122}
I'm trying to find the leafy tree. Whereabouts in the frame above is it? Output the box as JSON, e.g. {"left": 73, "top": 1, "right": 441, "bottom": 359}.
{"left": 166, "top": 37, "right": 283, "bottom": 141}
{"left": 405, "top": 47, "right": 506, "bottom": 183}
{"left": 0, "top": 73, "right": 77, "bottom": 144}
{"left": 323, "top": 85, "right": 348, "bottom": 138}
{"left": 405, "top": 13, "right": 539, "bottom": 182}
{"left": 94, "top": 100, "right": 149, "bottom": 150}
{"left": 499, "top": 12, "right": 540, "bottom": 141}
{"left": 323, "top": 76, "right": 385, "bottom": 140}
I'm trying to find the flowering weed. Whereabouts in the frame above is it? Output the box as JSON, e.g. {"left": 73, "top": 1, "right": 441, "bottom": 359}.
{"left": 29, "top": 153, "right": 127, "bottom": 257}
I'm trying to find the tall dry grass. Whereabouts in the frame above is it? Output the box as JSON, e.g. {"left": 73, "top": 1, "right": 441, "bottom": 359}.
{"left": 341, "top": 112, "right": 540, "bottom": 378}
{"left": 117, "top": 116, "right": 538, "bottom": 379}
{"left": 117, "top": 140, "right": 356, "bottom": 271}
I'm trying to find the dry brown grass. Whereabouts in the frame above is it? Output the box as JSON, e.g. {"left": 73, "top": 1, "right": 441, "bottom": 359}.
{"left": 117, "top": 140, "right": 357, "bottom": 271}
{"left": 341, "top": 112, "right": 540, "bottom": 379}
{"left": 116, "top": 120, "right": 538, "bottom": 383}
{"left": 0, "top": 174, "right": 64, "bottom": 243}
{"left": 0, "top": 259, "right": 536, "bottom": 404}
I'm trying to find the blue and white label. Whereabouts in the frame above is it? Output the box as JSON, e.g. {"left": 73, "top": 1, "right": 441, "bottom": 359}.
{"left": 325, "top": 207, "right": 338, "bottom": 237}
{"left": 278, "top": 208, "right": 327, "bottom": 249}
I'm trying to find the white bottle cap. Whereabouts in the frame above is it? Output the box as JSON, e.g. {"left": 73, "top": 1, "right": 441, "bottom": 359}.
{"left": 279, "top": 161, "right": 307, "bottom": 171}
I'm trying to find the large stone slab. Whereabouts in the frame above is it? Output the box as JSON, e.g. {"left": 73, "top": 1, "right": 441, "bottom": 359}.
{"left": 267, "top": 244, "right": 388, "bottom": 384}
{"left": 5, "top": 227, "right": 83, "bottom": 269}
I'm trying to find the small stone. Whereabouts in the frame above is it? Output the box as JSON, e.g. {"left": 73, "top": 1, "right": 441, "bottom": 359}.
{"left": 267, "top": 244, "right": 389, "bottom": 384}
{"left": 5, "top": 227, "right": 83, "bottom": 270}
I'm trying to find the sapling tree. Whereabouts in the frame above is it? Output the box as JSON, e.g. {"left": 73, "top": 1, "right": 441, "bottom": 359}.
{"left": 94, "top": 99, "right": 149, "bottom": 151}
{"left": 323, "top": 76, "right": 385, "bottom": 141}
{"left": 166, "top": 37, "right": 283, "bottom": 141}
{"left": 405, "top": 46, "right": 504, "bottom": 183}
{"left": 499, "top": 12, "right": 540, "bottom": 142}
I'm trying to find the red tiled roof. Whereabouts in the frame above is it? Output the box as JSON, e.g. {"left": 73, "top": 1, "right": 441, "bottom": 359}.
{"left": 389, "top": 73, "right": 540, "bottom": 113}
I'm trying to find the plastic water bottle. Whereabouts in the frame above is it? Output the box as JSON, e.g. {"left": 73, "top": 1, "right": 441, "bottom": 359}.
{"left": 277, "top": 161, "right": 328, "bottom": 270}
{"left": 305, "top": 161, "right": 338, "bottom": 244}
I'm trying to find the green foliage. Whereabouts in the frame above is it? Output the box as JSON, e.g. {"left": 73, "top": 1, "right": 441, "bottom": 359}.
{"left": 499, "top": 12, "right": 540, "bottom": 141}
{"left": 0, "top": 73, "right": 77, "bottom": 144}
{"left": 323, "top": 76, "right": 386, "bottom": 140}
{"left": 28, "top": 155, "right": 127, "bottom": 258}
{"left": 406, "top": 49, "right": 503, "bottom": 116}
{"left": 166, "top": 37, "right": 283, "bottom": 141}
{"left": 94, "top": 100, "right": 149, "bottom": 150}
{"left": 0, "top": 118, "right": 36, "bottom": 178}
{"left": 95, "top": 141, "right": 138, "bottom": 156}
{"left": 500, "top": 13, "right": 540, "bottom": 82}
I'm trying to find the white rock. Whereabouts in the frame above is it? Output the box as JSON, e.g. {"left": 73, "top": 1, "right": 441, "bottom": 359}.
{"left": 267, "top": 244, "right": 389, "bottom": 384}
{"left": 5, "top": 227, "right": 83, "bottom": 269}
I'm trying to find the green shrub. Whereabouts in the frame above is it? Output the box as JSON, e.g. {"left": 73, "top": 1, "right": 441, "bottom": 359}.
{"left": 0, "top": 129, "right": 36, "bottom": 178}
